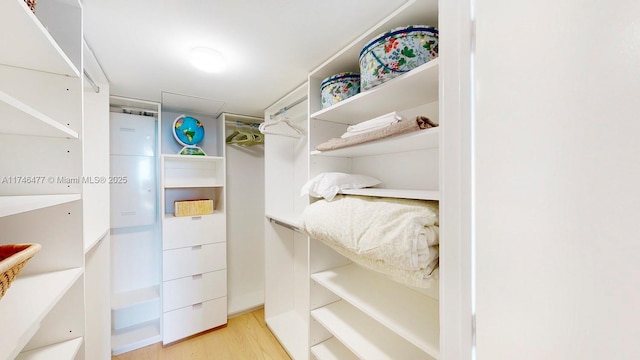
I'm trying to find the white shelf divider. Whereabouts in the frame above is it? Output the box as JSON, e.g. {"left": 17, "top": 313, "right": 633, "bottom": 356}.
{"left": 112, "top": 286, "right": 160, "bottom": 311}
{"left": 0, "top": 91, "right": 79, "bottom": 138}
{"left": 0, "top": 0, "right": 80, "bottom": 77}
{"left": 16, "top": 337, "right": 83, "bottom": 360}
{"left": 0, "top": 194, "right": 81, "bottom": 218}
{"left": 265, "top": 311, "right": 308, "bottom": 360}
{"left": 311, "top": 300, "right": 434, "bottom": 360}
{"left": 310, "top": 59, "right": 439, "bottom": 125}
{"left": 310, "top": 127, "right": 439, "bottom": 158}
{"left": 311, "top": 337, "right": 358, "bottom": 360}
{"left": 0, "top": 268, "right": 83, "bottom": 360}
{"left": 311, "top": 264, "right": 440, "bottom": 357}
{"left": 339, "top": 188, "right": 440, "bottom": 201}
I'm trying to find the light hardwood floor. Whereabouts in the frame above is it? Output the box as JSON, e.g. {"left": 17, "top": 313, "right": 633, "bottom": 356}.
{"left": 112, "top": 308, "right": 291, "bottom": 360}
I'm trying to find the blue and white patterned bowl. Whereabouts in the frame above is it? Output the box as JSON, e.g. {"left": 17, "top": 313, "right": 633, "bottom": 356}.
{"left": 320, "top": 72, "right": 361, "bottom": 109}
{"left": 359, "top": 25, "right": 438, "bottom": 91}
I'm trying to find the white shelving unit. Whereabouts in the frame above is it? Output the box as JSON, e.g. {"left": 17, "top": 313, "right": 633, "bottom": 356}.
{"left": 0, "top": 1, "right": 88, "bottom": 359}
{"left": 0, "top": 91, "right": 79, "bottom": 138}
{"left": 109, "top": 96, "right": 162, "bottom": 355}
{"left": 266, "top": 0, "right": 443, "bottom": 359}
{"left": 311, "top": 301, "right": 432, "bottom": 360}
{"left": 15, "top": 337, "right": 83, "bottom": 360}
{"left": 159, "top": 93, "right": 228, "bottom": 345}
{"left": 311, "top": 264, "right": 440, "bottom": 356}
{"left": 0, "top": 194, "right": 81, "bottom": 218}
{"left": 263, "top": 84, "right": 310, "bottom": 360}
{"left": 0, "top": 269, "right": 83, "bottom": 360}
{"left": 0, "top": 0, "right": 79, "bottom": 77}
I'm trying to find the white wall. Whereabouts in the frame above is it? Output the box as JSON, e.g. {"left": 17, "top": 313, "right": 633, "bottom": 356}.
{"left": 225, "top": 131, "right": 265, "bottom": 315}
{"left": 474, "top": 0, "right": 640, "bottom": 359}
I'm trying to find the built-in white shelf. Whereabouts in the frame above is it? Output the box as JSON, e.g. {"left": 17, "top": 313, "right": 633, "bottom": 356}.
{"left": 111, "top": 320, "right": 161, "bottom": 356}
{"left": 163, "top": 154, "right": 224, "bottom": 188}
{"left": 162, "top": 154, "right": 224, "bottom": 162}
{"left": 16, "top": 337, "right": 83, "bottom": 360}
{"left": 0, "top": 268, "right": 83, "bottom": 360}
{"left": 310, "top": 60, "right": 439, "bottom": 125}
{"left": 265, "top": 213, "right": 302, "bottom": 233}
{"left": 339, "top": 188, "right": 440, "bottom": 201}
{"left": 311, "top": 300, "right": 433, "bottom": 360}
{"left": 311, "top": 337, "right": 358, "bottom": 360}
{"left": 0, "top": 194, "right": 81, "bottom": 218}
{"left": 0, "top": 91, "right": 79, "bottom": 138}
{"left": 0, "top": 0, "right": 79, "bottom": 77}
{"left": 266, "top": 311, "right": 308, "bottom": 360}
{"left": 112, "top": 286, "right": 160, "bottom": 311}
{"left": 311, "top": 127, "right": 439, "bottom": 158}
{"left": 311, "top": 264, "right": 440, "bottom": 358}
{"left": 308, "top": 0, "right": 438, "bottom": 81}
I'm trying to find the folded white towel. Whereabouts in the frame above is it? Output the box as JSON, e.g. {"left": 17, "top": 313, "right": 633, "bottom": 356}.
{"left": 346, "top": 112, "right": 402, "bottom": 133}
{"left": 341, "top": 122, "right": 400, "bottom": 138}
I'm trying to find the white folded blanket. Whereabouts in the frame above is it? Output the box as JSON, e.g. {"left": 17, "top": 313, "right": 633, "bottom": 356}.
{"left": 344, "top": 112, "right": 401, "bottom": 135}
{"left": 299, "top": 195, "right": 439, "bottom": 280}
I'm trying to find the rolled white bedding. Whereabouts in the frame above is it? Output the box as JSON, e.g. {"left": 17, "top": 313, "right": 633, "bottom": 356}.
{"left": 299, "top": 195, "right": 439, "bottom": 288}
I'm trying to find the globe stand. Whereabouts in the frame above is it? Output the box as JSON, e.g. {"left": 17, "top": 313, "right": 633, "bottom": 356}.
{"left": 173, "top": 114, "right": 207, "bottom": 156}
{"left": 178, "top": 145, "right": 206, "bottom": 156}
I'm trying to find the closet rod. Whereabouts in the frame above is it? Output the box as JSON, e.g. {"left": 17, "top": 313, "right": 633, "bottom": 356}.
{"left": 83, "top": 69, "right": 100, "bottom": 93}
{"left": 225, "top": 119, "right": 262, "bottom": 127}
{"left": 269, "top": 95, "right": 308, "bottom": 119}
{"left": 268, "top": 217, "right": 302, "bottom": 233}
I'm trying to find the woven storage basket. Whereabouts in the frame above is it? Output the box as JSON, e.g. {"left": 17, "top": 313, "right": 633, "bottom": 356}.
{"left": 0, "top": 243, "right": 41, "bottom": 299}
{"left": 24, "top": 0, "right": 36, "bottom": 11}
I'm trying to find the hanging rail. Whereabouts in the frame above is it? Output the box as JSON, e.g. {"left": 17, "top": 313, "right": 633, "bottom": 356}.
{"left": 269, "top": 95, "right": 308, "bottom": 119}
{"left": 83, "top": 69, "right": 100, "bottom": 93}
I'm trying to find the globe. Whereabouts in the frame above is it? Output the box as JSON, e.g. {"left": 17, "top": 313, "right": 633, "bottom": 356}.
{"left": 173, "top": 115, "right": 206, "bottom": 155}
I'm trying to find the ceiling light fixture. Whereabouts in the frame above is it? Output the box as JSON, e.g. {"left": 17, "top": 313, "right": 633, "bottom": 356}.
{"left": 189, "top": 47, "right": 227, "bottom": 73}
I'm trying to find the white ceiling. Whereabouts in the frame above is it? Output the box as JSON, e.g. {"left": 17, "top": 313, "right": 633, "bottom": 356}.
{"left": 82, "top": 0, "right": 408, "bottom": 117}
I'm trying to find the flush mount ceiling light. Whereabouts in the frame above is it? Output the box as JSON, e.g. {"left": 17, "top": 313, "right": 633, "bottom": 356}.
{"left": 189, "top": 47, "right": 227, "bottom": 73}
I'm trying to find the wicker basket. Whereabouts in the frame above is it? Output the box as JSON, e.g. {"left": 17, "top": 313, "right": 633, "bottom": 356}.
{"left": 24, "top": 0, "right": 37, "bottom": 11}
{"left": 0, "top": 243, "right": 42, "bottom": 299}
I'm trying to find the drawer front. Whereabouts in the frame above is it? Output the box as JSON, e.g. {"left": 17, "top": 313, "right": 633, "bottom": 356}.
{"left": 163, "top": 213, "right": 225, "bottom": 250}
{"left": 163, "top": 270, "right": 226, "bottom": 312}
{"left": 162, "top": 297, "right": 227, "bottom": 344}
{"left": 163, "top": 242, "right": 226, "bottom": 281}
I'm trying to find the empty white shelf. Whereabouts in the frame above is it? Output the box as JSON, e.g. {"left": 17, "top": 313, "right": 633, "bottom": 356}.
{"left": 311, "top": 300, "right": 435, "bottom": 360}
{"left": 311, "top": 127, "right": 439, "bottom": 158}
{"left": 312, "top": 264, "right": 440, "bottom": 357}
{"left": 0, "top": 91, "right": 79, "bottom": 138}
{"left": 16, "top": 337, "right": 83, "bottom": 360}
{"left": 112, "top": 286, "right": 160, "bottom": 311}
{"left": 311, "top": 337, "right": 358, "bottom": 360}
{"left": 0, "top": 194, "right": 81, "bottom": 218}
{"left": 310, "top": 59, "right": 439, "bottom": 125}
{"left": 162, "top": 154, "right": 224, "bottom": 162}
{"left": 111, "top": 320, "right": 161, "bottom": 356}
{"left": 0, "top": 268, "right": 83, "bottom": 360}
{"left": 339, "top": 188, "right": 440, "bottom": 201}
{"left": 0, "top": 0, "right": 79, "bottom": 77}
{"left": 266, "top": 311, "right": 308, "bottom": 360}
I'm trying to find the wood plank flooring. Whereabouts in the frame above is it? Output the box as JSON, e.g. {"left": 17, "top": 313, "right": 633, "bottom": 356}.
{"left": 112, "top": 308, "right": 291, "bottom": 360}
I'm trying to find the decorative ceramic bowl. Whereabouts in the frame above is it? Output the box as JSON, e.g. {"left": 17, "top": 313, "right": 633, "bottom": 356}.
{"left": 359, "top": 25, "right": 438, "bottom": 91}
{"left": 320, "top": 72, "right": 361, "bottom": 109}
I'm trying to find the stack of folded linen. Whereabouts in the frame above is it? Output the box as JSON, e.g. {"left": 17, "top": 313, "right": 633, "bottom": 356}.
{"left": 341, "top": 112, "right": 402, "bottom": 138}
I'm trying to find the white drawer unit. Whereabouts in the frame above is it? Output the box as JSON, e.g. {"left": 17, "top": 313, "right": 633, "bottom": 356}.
{"left": 159, "top": 98, "right": 227, "bottom": 344}
{"left": 162, "top": 297, "right": 227, "bottom": 344}
{"left": 163, "top": 270, "right": 226, "bottom": 312}
{"left": 162, "top": 242, "right": 226, "bottom": 281}
{"left": 162, "top": 213, "right": 225, "bottom": 250}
